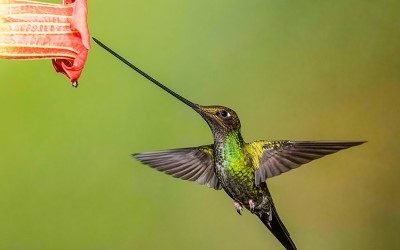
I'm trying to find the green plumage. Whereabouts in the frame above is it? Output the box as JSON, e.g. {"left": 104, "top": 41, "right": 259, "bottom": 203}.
{"left": 215, "top": 131, "right": 263, "bottom": 201}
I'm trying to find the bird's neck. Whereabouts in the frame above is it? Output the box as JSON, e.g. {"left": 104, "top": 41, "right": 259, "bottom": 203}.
{"left": 214, "top": 129, "right": 245, "bottom": 153}
{"left": 213, "top": 130, "right": 245, "bottom": 172}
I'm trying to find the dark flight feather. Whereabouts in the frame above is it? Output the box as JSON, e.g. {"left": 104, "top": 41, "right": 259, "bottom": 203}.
{"left": 255, "top": 141, "right": 365, "bottom": 185}
{"left": 132, "top": 145, "right": 221, "bottom": 189}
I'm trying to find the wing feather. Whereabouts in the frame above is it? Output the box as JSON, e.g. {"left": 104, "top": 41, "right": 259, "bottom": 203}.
{"left": 252, "top": 141, "right": 365, "bottom": 185}
{"left": 132, "top": 145, "right": 221, "bottom": 189}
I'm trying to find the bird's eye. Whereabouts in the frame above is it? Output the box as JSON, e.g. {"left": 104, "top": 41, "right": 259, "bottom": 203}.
{"left": 220, "top": 110, "right": 230, "bottom": 118}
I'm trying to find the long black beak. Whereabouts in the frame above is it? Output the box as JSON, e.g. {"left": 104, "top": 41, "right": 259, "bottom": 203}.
{"left": 92, "top": 37, "right": 200, "bottom": 111}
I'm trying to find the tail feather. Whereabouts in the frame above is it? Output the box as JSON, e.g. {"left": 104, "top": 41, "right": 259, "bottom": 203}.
{"left": 259, "top": 204, "right": 297, "bottom": 250}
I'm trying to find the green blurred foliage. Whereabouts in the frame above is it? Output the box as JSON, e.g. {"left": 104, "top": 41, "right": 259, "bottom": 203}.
{"left": 0, "top": 0, "right": 399, "bottom": 249}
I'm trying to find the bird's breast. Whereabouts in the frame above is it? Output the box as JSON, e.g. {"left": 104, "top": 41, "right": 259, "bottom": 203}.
{"left": 214, "top": 144, "right": 264, "bottom": 204}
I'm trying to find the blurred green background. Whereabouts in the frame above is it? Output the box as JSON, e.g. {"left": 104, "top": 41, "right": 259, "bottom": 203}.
{"left": 1, "top": 0, "right": 399, "bottom": 249}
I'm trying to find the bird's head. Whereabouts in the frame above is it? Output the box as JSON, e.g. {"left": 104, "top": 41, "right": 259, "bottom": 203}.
{"left": 193, "top": 105, "right": 241, "bottom": 135}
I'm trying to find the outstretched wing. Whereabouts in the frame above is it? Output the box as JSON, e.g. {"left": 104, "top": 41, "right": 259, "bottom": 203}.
{"left": 249, "top": 141, "right": 365, "bottom": 186}
{"left": 132, "top": 145, "right": 221, "bottom": 189}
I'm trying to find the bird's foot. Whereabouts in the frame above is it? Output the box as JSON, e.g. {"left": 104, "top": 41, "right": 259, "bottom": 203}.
{"left": 249, "top": 199, "right": 256, "bottom": 213}
{"left": 234, "top": 201, "right": 243, "bottom": 215}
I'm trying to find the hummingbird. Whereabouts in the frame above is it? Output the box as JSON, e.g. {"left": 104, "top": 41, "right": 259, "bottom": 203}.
{"left": 93, "top": 37, "right": 365, "bottom": 250}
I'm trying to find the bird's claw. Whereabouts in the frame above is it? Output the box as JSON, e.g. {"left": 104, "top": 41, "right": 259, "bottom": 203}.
{"left": 249, "top": 199, "right": 256, "bottom": 213}
{"left": 234, "top": 201, "right": 243, "bottom": 215}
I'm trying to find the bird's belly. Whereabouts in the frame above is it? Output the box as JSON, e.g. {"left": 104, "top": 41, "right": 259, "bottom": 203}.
{"left": 216, "top": 161, "right": 265, "bottom": 208}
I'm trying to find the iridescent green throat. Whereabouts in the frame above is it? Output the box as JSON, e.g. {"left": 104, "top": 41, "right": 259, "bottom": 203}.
{"left": 219, "top": 130, "right": 247, "bottom": 174}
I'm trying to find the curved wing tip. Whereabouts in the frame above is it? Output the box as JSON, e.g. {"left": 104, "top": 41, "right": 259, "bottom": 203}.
{"left": 131, "top": 153, "right": 142, "bottom": 160}
{"left": 348, "top": 141, "right": 367, "bottom": 147}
